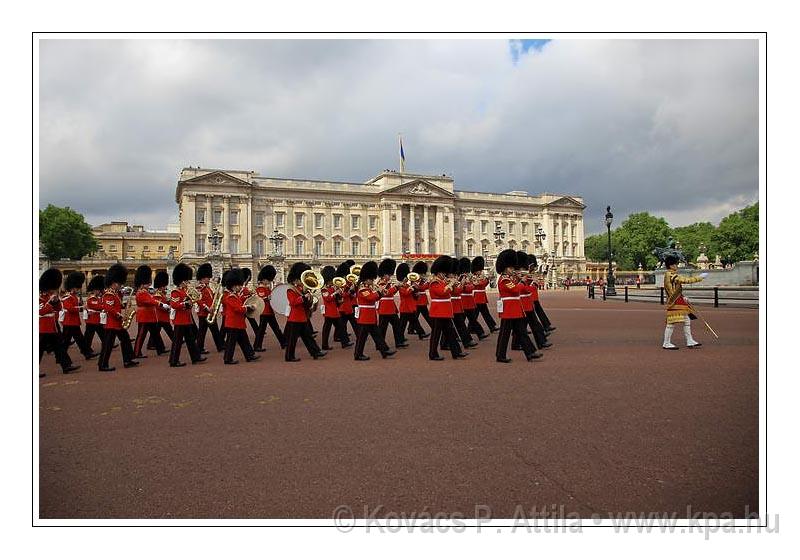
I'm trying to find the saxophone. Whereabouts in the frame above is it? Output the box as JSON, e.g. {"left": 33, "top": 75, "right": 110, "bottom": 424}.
{"left": 206, "top": 281, "right": 224, "bottom": 324}
{"left": 122, "top": 286, "right": 137, "bottom": 329}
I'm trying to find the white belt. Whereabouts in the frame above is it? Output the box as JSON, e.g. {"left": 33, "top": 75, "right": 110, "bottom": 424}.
{"left": 520, "top": 293, "right": 531, "bottom": 298}
{"left": 379, "top": 297, "right": 395, "bottom": 301}
{"left": 40, "top": 313, "right": 55, "bottom": 318}
{"left": 473, "top": 290, "right": 486, "bottom": 293}
{"left": 501, "top": 297, "right": 520, "bottom": 301}
{"left": 430, "top": 298, "right": 451, "bottom": 303}
{"left": 450, "top": 296, "right": 461, "bottom": 300}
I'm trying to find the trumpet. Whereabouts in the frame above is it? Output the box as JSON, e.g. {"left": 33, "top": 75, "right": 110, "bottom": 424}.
{"left": 206, "top": 281, "right": 224, "bottom": 324}
{"left": 349, "top": 264, "right": 362, "bottom": 277}
{"left": 407, "top": 272, "right": 421, "bottom": 283}
{"left": 332, "top": 276, "right": 348, "bottom": 289}
{"left": 346, "top": 273, "right": 358, "bottom": 284}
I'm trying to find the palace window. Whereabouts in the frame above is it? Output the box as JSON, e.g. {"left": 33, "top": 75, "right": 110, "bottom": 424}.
{"left": 509, "top": 222, "right": 515, "bottom": 234}
{"left": 352, "top": 240, "right": 360, "bottom": 255}
{"left": 315, "top": 239, "right": 324, "bottom": 256}
{"left": 295, "top": 239, "right": 305, "bottom": 255}
{"left": 254, "top": 211, "right": 264, "bottom": 227}
{"left": 369, "top": 215, "right": 378, "bottom": 230}
{"left": 229, "top": 237, "right": 239, "bottom": 254}
{"left": 196, "top": 209, "right": 205, "bottom": 224}
{"left": 351, "top": 215, "right": 360, "bottom": 230}
{"left": 481, "top": 221, "right": 488, "bottom": 234}
{"left": 369, "top": 241, "right": 377, "bottom": 256}
{"left": 466, "top": 220, "right": 474, "bottom": 233}
{"left": 333, "top": 214, "right": 342, "bottom": 229}
{"left": 275, "top": 238, "right": 284, "bottom": 254}
{"left": 467, "top": 241, "right": 475, "bottom": 257}
{"left": 414, "top": 241, "right": 422, "bottom": 253}
{"left": 521, "top": 222, "right": 529, "bottom": 235}
{"left": 314, "top": 213, "right": 324, "bottom": 229}
{"left": 275, "top": 212, "right": 285, "bottom": 227}
{"left": 295, "top": 212, "right": 305, "bottom": 228}
{"left": 196, "top": 236, "right": 205, "bottom": 254}
{"left": 127, "top": 245, "right": 134, "bottom": 251}
{"left": 230, "top": 210, "right": 239, "bottom": 226}
{"left": 334, "top": 240, "right": 342, "bottom": 256}
{"left": 254, "top": 239, "right": 265, "bottom": 257}
{"left": 158, "top": 245, "right": 164, "bottom": 251}
{"left": 213, "top": 210, "right": 222, "bottom": 225}
{"left": 143, "top": 246, "right": 149, "bottom": 251}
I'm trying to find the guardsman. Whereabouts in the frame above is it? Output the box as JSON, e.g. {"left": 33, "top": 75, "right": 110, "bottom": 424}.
{"left": 168, "top": 263, "right": 206, "bottom": 367}
{"left": 152, "top": 271, "right": 174, "bottom": 348}
{"left": 335, "top": 261, "right": 358, "bottom": 340}
{"left": 528, "top": 254, "right": 555, "bottom": 333}
{"left": 39, "top": 268, "right": 80, "bottom": 377}
{"left": 60, "top": 271, "right": 98, "bottom": 359}
{"left": 427, "top": 256, "right": 466, "bottom": 361}
{"left": 284, "top": 262, "right": 326, "bottom": 362}
{"left": 411, "top": 261, "right": 432, "bottom": 331}
{"left": 253, "top": 265, "right": 287, "bottom": 351}
{"left": 319, "top": 265, "right": 352, "bottom": 350}
{"left": 494, "top": 249, "right": 540, "bottom": 363}
{"left": 353, "top": 261, "right": 395, "bottom": 361}
{"left": 240, "top": 267, "right": 260, "bottom": 338}
{"left": 512, "top": 252, "right": 549, "bottom": 352}
{"left": 396, "top": 263, "right": 428, "bottom": 339}
{"left": 84, "top": 274, "right": 106, "bottom": 352}
{"left": 471, "top": 256, "right": 498, "bottom": 333}
{"left": 97, "top": 264, "right": 138, "bottom": 372}
{"left": 459, "top": 257, "right": 487, "bottom": 340}
{"left": 663, "top": 254, "right": 707, "bottom": 349}
{"left": 377, "top": 258, "right": 408, "bottom": 350}
{"left": 132, "top": 265, "right": 166, "bottom": 358}
{"left": 448, "top": 257, "right": 477, "bottom": 349}
{"left": 196, "top": 263, "right": 224, "bottom": 353}
{"left": 522, "top": 253, "right": 552, "bottom": 349}
{"left": 221, "top": 268, "right": 260, "bottom": 364}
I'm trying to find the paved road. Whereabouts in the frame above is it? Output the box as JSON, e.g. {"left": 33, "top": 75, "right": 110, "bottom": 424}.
{"left": 38, "top": 291, "right": 758, "bottom": 519}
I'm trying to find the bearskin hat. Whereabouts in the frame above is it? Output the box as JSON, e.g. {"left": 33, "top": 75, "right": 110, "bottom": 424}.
{"left": 527, "top": 253, "right": 538, "bottom": 271}
{"left": 64, "top": 271, "right": 86, "bottom": 291}
{"left": 430, "top": 255, "right": 451, "bottom": 276}
{"left": 287, "top": 262, "right": 310, "bottom": 283}
{"left": 321, "top": 265, "right": 336, "bottom": 283}
{"left": 196, "top": 263, "right": 213, "bottom": 280}
{"left": 223, "top": 268, "right": 244, "bottom": 290}
{"left": 258, "top": 265, "right": 277, "bottom": 282}
{"left": 358, "top": 260, "right": 378, "bottom": 282}
{"left": 344, "top": 259, "right": 356, "bottom": 268}
{"left": 134, "top": 265, "right": 153, "bottom": 288}
{"left": 412, "top": 261, "right": 428, "bottom": 275}
{"left": 459, "top": 257, "right": 471, "bottom": 275}
{"left": 39, "top": 268, "right": 63, "bottom": 292}
{"left": 664, "top": 255, "right": 679, "bottom": 267}
{"left": 153, "top": 271, "right": 169, "bottom": 289}
{"left": 87, "top": 274, "right": 105, "bottom": 292}
{"left": 242, "top": 267, "right": 252, "bottom": 282}
{"left": 495, "top": 249, "right": 517, "bottom": 274}
{"left": 105, "top": 264, "right": 128, "bottom": 287}
{"left": 172, "top": 263, "right": 193, "bottom": 285}
{"left": 471, "top": 256, "right": 485, "bottom": 274}
{"left": 378, "top": 258, "right": 397, "bottom": 277}
{"left": 335, "top": 261, "right": 350, "bottom": 278}
{"left": 396, "top": 263, "right": 410, "bottom": 282}
{"left": 448, "top": 256, "right": 461, "bottom": 275}
{"left": 515, "top": 251, "right": 528, "bottom": 270}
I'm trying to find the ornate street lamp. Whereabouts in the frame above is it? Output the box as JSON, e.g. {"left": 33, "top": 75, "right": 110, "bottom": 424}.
{"left": 207, "top": 227, "right": 223, "bottom": 255}
{"left": 605, "top": 206, "right": 617, "bottom": 296}
{"left": 268, "top": 229, "right": 284, "bottom": 258}
{"left": 493, "top": 224, "right": 506, "bottom": 248}
{"left": 534, "top": 226, "right": 546, "bottom": 257}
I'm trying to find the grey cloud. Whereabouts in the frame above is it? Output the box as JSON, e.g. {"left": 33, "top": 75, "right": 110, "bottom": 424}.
{"left": 39, "top": 39, "right": 758, "bottom": 234}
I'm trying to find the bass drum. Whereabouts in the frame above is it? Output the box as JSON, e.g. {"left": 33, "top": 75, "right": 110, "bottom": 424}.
{"left": 243, "top": 293, "right": 265, "bottom": 318}
{"left": 269, "top": 284, "right": 291, "bottom": 317}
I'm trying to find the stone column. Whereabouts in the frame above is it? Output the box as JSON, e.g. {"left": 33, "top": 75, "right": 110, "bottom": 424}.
{"left": 180, "top": 193, "right": 195, "bottom": 256}
{"left": 434, "top": 207, "right": 443, "bottom": 254}
{"left": 325, "top": 203, "right": 333, "bottom": 256}
{"left": 205, "top": 195, "right": 213, "bottom": 250}
{"left": 408, "top": 203, "right": 416, "bottom": 253}
{"left": 390, "top": 204, "right": 402, "bottom": 255}
{"left": 422, "top": 205, "right": 429, "bottom": 253}
{"left": 222, "top": 195, "right": 231, "bottom": 255}
{"left": 243, "top": 195, "right": 252, "bottom": 255}
{"left": 381, "top": 204, "right": 391, "bottom": 256}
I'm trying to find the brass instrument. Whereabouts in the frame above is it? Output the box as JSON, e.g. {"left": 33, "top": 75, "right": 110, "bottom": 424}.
{"left": 345, "top": 273, "right": 358, "bottom": 284}
{"left": 407, "top": 272, "right": 421, "bottom": 283}
{"left": 300, "top": 269, "right": 322, "bottom": 309}
{"left": 186, "top": 285, "right": 202, "bottom": 303}
{"left": 121, "top": 286, "right": 137, "bottom": 329}
{"left": 206, "top": 281, "right": 224, "bottom": 324}
{"left": 332, "top": 276, "right": 348, "bottom": 288}
{"left": 349, "top": 264, "right": 361, "bottom": 277}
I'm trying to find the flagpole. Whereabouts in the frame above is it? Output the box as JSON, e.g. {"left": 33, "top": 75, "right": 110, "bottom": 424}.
{"left": 399, "top": 133, "right": 405, "bottom": 174}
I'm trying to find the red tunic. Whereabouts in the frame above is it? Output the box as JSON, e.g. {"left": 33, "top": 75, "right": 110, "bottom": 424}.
{"left": 451, "top": 284, "right": 464, "bottom": 314}
{"left": 473, "top": 277, "right": 489, "bottom": 305}
{"left": 398, "top": 284, "right": 418, "bottom": 314}
{"left": 321, "top": 286, "right": 341, "bottom": 318}
{"left": 497, "top": 275, "right": 523, "bottom": 319}
{"left": 169, "top": 288, "right": 193, "bottom": 326}
{"left": 529, "top": 282, "right": 540, "bottom": 302}
{"left": 356, "top": 286, "right": 380, "bottom": 325}
{"left": 39, "top": 294, "right": 60, "bottom": 334}
{"left": 256, "top": 285, "right": 274, "bottom": 316}
{"left": 377, "top": 283, "right": 398, "bottom": 315}
{"left": 287, "top": 287, "right": 309, "bottom": 323}
{"left": 101, "top": 289, "right": 124, "bottom": 330}
{"left": 154, "top": 290, "right": 171, "bottom": 323}
{"left": 135, "top": 289, "right": 159, "bottom": 323}
{"left": 198, "top": 284, "right": 214, "bottom": 318}
{"left": 222, "top": 290, "right": 247, "bottom": 330}
{"left": 85, "top": 294, "right": 103, "bottom": 325}
{"left": 461, "top": 281, "right": 476, "bottom": 310}
{"left": 519, "top": 282, "right": 534, "bottom": 313}
{"left": 415, "top": 280, "right": 429, "bottom": 305}
{"left": 428, "top": 279, "right": 454, "bottom": 319}
{"left": 61, "top": 293, "right": 82, "bottom": 327}
{"left": 338, "top": 283, "right": 354, "bottom": 315}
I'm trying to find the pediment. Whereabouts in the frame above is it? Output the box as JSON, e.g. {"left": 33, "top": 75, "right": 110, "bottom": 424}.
{"left": 181, "top": 171, "right": 252, "bottom": 187}
{"left": 381, "top": 179, "right": 455, "bottom": 198}
{"left": 545, "top": 196, "right": 585, "bottom": 209}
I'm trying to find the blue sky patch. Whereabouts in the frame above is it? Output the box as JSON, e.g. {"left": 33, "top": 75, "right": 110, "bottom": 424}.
{"left": 509, "top": 39, "right": 551, "bottom": 63}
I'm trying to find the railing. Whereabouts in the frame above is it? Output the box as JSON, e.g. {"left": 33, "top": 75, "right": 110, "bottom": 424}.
{"left": 588, "top": 284, "right": 758, "bottom": 308}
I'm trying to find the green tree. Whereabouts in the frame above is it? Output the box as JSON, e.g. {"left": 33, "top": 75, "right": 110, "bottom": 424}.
{"left": 584, "top": 232, "right": 610, "bottom": 262}
{"left": 611, "top": 212, "right": 671, "bottom": 270}
{"left": 711, "top": 202, "right": 759, "bottom": 263}
{"left": 39, "top": 204, "right": 98, "bottom": 260}
{"left": 671, "top": 222, "right": 717, "bottom": 263}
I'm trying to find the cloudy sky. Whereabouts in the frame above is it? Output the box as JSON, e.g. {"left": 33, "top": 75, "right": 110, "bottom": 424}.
{"left": 38, "top": 38, "right": 758, "bottom": 235}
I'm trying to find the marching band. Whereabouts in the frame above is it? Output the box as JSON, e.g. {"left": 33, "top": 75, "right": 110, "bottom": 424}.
{"left": 37, "top": 254, "right": 558, "bottom": 376}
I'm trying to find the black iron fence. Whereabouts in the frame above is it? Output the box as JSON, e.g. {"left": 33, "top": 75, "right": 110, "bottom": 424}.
{"left": 587, "top": 284, "right": 758, "bottom": 308}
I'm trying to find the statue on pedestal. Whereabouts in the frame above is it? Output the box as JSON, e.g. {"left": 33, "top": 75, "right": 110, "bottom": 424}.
{"left": 696, "top": 243, "right": 709, "bottom": 270}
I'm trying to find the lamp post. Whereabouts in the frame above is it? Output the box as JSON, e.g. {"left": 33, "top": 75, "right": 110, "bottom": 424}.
{"left": 493, "top": 224, "right": 506, "bottom": 249}
{"left": 534, "top": 226, "right": 546, "bottom": 257}
{"left": 604, "top": 206, "right": 617, "bottom": 296}
{"left": 207, "top": 227, "right": 224, "bottom": 281}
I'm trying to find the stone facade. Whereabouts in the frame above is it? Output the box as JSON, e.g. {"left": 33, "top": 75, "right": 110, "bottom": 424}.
{"left": 175, "top": 167, "right": 586, "bottom": 279}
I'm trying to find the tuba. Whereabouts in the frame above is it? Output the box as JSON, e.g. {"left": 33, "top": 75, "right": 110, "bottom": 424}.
{"left": 332, "top": 276, "right": 347, "bottom": 289}
{"left": 300, "top": 269, "right": 322, "bottom": 310}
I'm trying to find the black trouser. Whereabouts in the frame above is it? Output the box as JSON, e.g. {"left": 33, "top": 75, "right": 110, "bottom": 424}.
{"left": 411, "top": 304, "right": 432, "bottom": 332}
{"left": 429, "top": 317, "right": 462, "bottom": 359}
{"left": 133, "top": 322, "right": 166, "bottom": 356}
{"left": 399, "top": 312, "right": 426, "bottom": 338}
{"left": 475, "top": 302, "right": 497, "bottom": 331}
{"left": 197, "top": 316, "right": 224, "bottom": 351}
{"left": 464, "top": 308, "right": 486, "bottom": 338}
{"left": 84, "top": 324, "right": 104, "bottom": 351}
{"left": 150, "top": 322, "right": 174, "bottom": 350}
{"left": 354, "top": 323, "right": 390, "bottom": 358}
{"left": 39, "top": 332, "right": 73, "bottom": 371}
{"left": 247, "top": 316, "right": 259, "bottom": 337}
{"left": 254, "top": 314, "right": 286, "bottom": 349}
{"left": 169, "top": 324, "right": 201, "bottom": 365}
{"left": 524, "top": 310, "right": 548, "bottom": 347}
{"left": 497, "top": 318, "right": 536, "bottom": 360}
{"left": 534, "top": 300, "right": 552, "bottom": 329}
{"left": 224, "top": 327, "right": 255, "bottom": 362}
{"left": 379, "top": 314, "right": 406, "bottom": 347}
{"left": 451, "top": 312, "right": 474, "bottom": 347}
{"left": 285, "top": 321, "right": 321, "bottom": 360}
{"left": 98, "top": 328, "right": 134, "bottom": 369}
{"left": 322, "top": 316, "right": 350, "bottom": 348}
{"left": 61, "top": 325, "right": 94, "bottom": 357}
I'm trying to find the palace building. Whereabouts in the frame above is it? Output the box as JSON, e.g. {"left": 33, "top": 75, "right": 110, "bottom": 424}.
{"left": 175, "top": 167, "right": 587, "bottom": 281}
